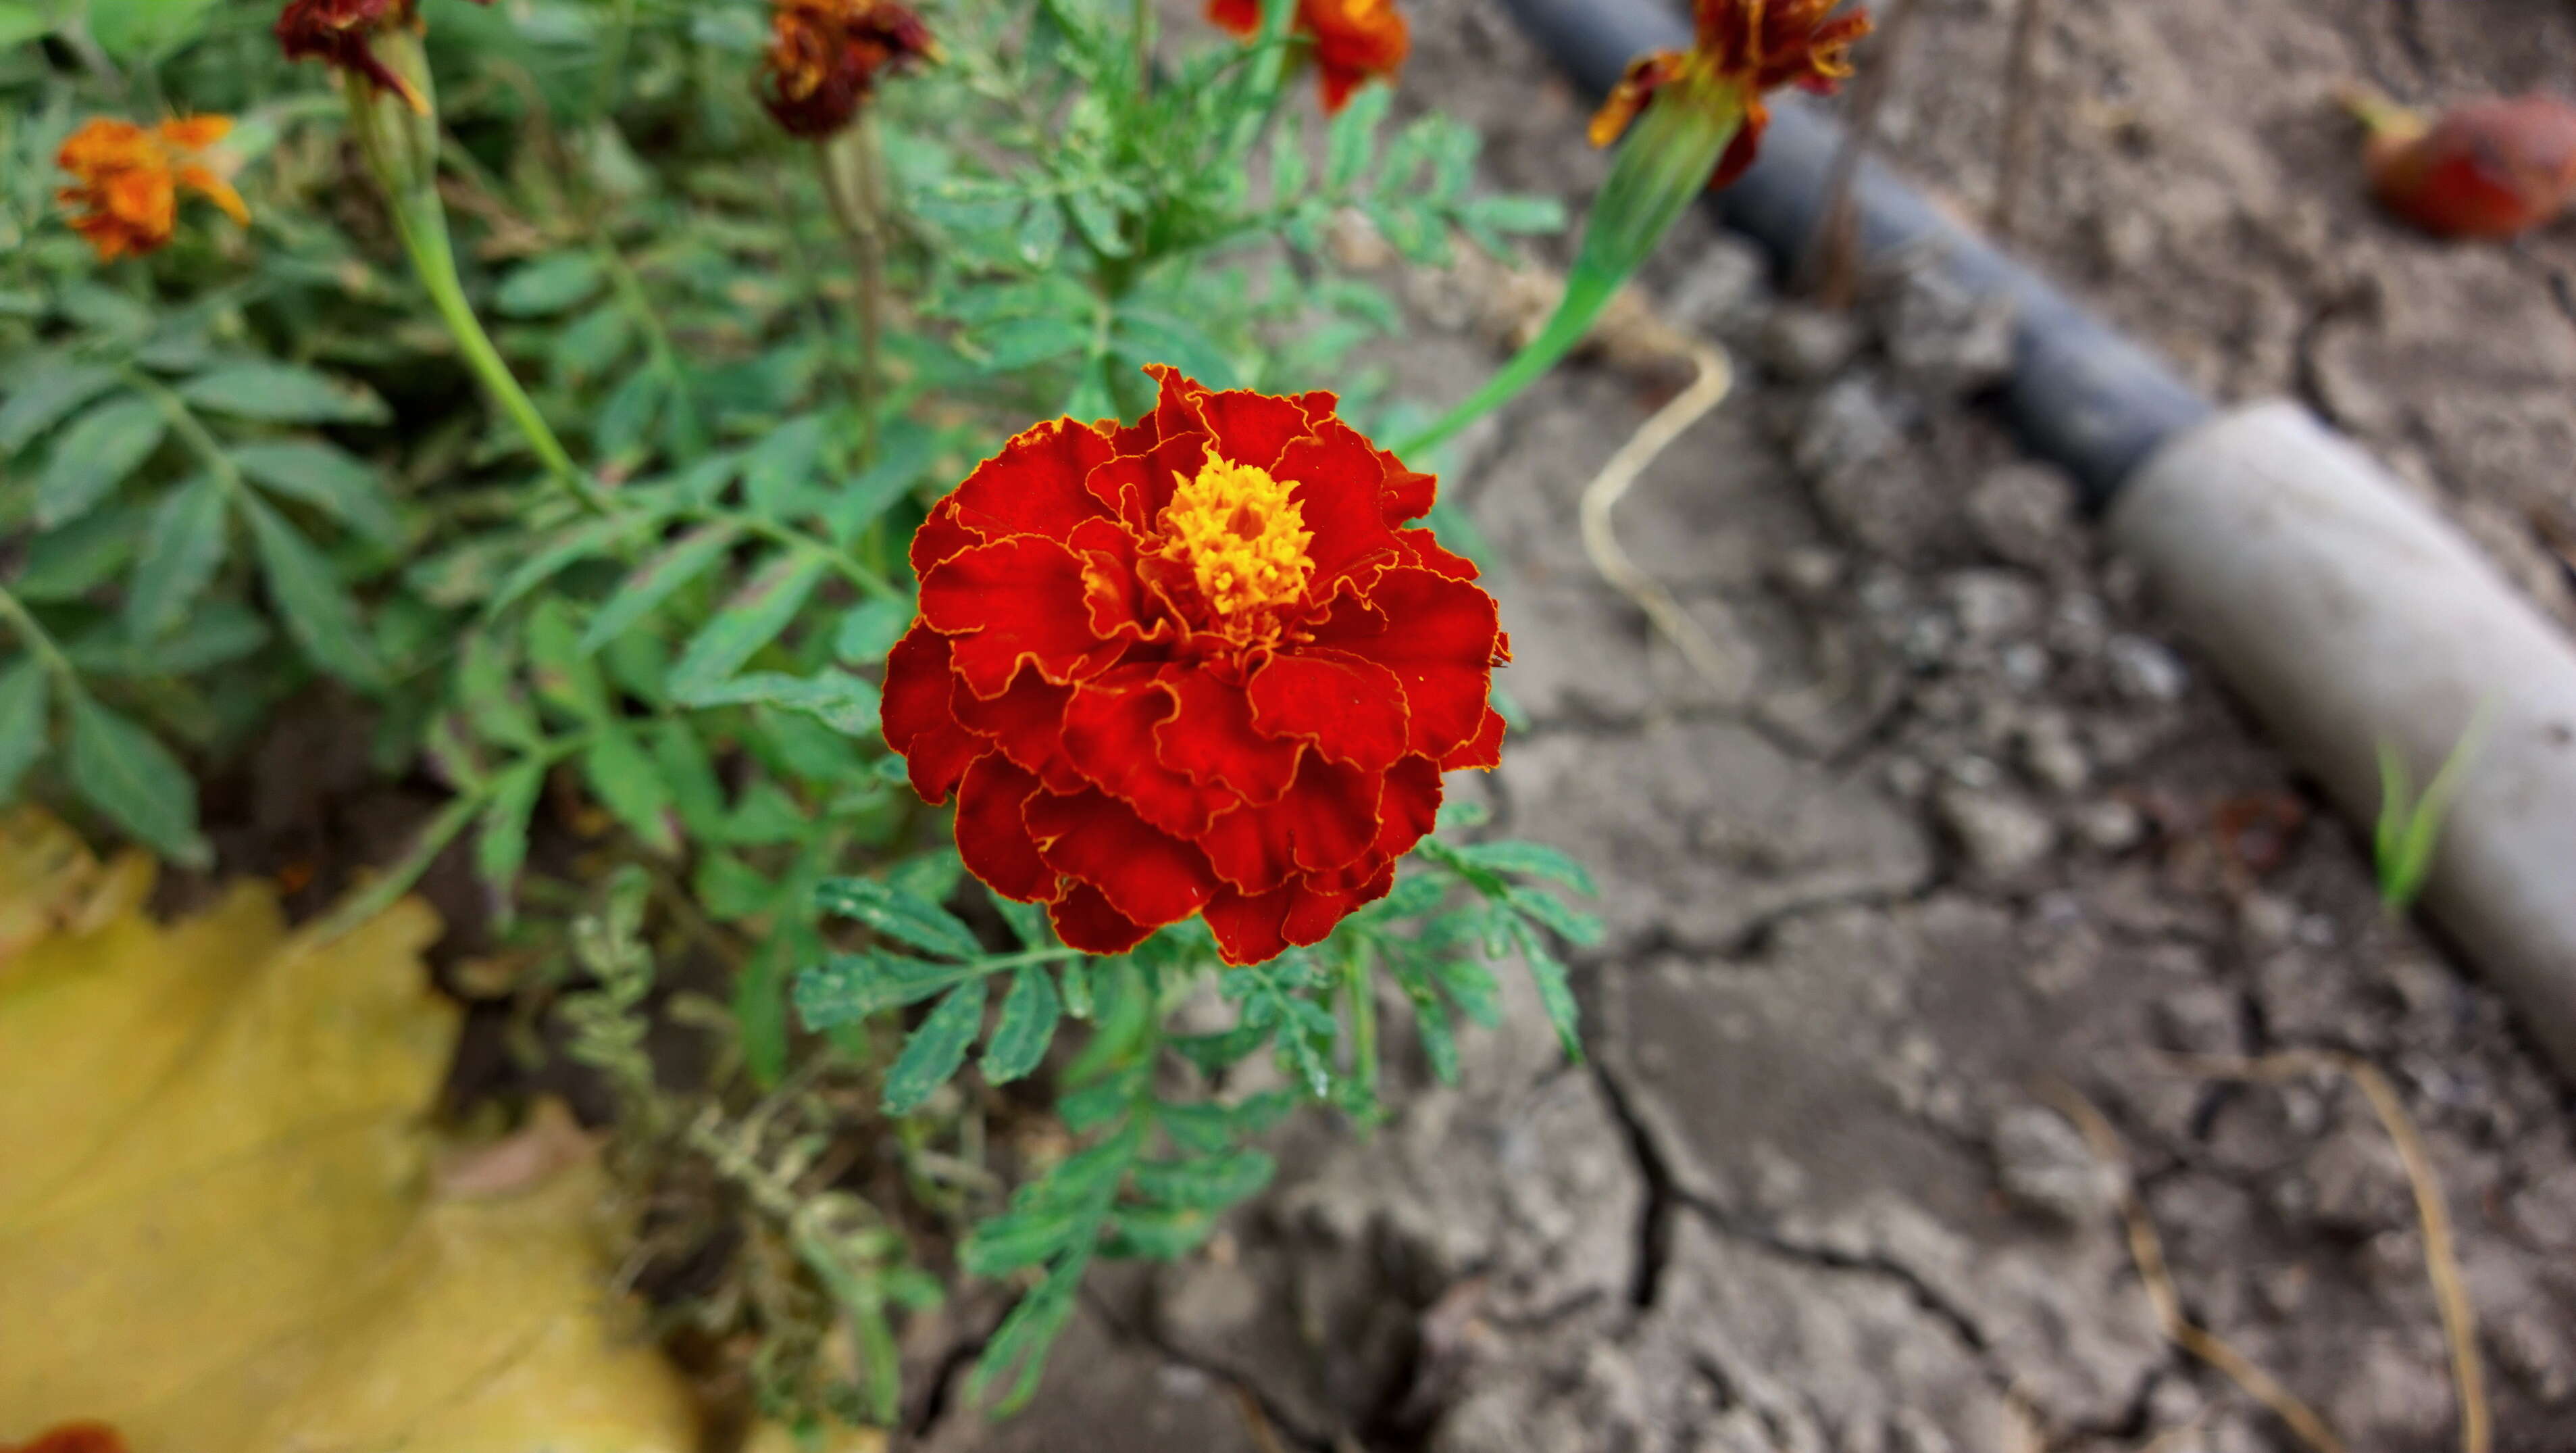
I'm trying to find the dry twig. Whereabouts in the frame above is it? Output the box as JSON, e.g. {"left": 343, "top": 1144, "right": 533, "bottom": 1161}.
{"left": 1806, "top": 0, "right": 1925, "bottom": 305}
{"left": 1991, "top": 0, "right": 2056, "bottom": 239}
{"left": 2156, "top": 1051, "right": 2490, "bottom": 1453}
{"left": 2038, "top": 1078, "right": 2350, "bottom": 1453}
{"left": 1577, "top": 343, "right": 1745, "bottom": 691}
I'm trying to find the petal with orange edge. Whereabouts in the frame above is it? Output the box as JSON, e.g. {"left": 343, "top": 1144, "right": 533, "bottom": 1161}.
{"left": 1195, "top": 752, "right": 1382, "bottom": 891}
{"left": 955, "top": 754, "right": 1054, "bottom": 904}
{"left": 1247, "top": 649, "right": 1411, "bottom": 773}
{"left": 1026, "top": 786, "right": 1223, "bottom": 927}
{"left": 882, "top": 626, "right": 984, "bottom": 804}
{"left": 1155, "top": 671, "right": 1304, "bottom": 805}
{"left": 1050, "top": 881, "right": 1157, "bottom": 955}
{"left": 920, "top": 535, "right": 1121, "bottom": 697}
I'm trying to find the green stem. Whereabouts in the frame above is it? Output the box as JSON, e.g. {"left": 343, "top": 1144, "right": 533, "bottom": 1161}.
{"left": 307, "top": 787, "right": 483, "bottom": 945}
{"left": 1342, "top": 941, "right": 1380, "bottom": 1120}
{"left": 813, "top": 130, "right": 886, "bottom": 466}
{"left": 1132, "top": 0, "right": 1155, "bottom": 95}
{"left": 1394, "top": 268, "right": 1621, "bottom": 458}
{"left": 731, "top": 512, "right": 905, "bottom": 602}
{"left": 124, "top": 368, "right": 248, "bottom": 494}
{"left": 0, "top": 581, "right": 75, "bottom": 683}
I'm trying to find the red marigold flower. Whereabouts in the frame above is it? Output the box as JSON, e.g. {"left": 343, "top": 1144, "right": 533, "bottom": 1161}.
{"left": 55, "top": 115, "right": 250, "bottom": 262}
{"left": 2, "top": 1422, "right": 129, "bottom": 1453}
{"left": 1588, "top": 0, "right": 1872, "bottom": 190}
{"left": 762, "top": 0, "right": 938, "bottom": 139}
{"left": 884, "top": 367, "right": 1509, "bottom": 966}
{"left": 1207, "top": 0, "right": 1409, "bottom": 116}
{"left": 275, "top": 0, "right": 490, "bottom": 112}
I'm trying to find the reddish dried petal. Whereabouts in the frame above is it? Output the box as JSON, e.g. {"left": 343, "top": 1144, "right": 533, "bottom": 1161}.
{"left": 1157, "top": 671, "right": 1304, "bottom": 804}
{"left": 920, "top": 535, "right": 1121, "bottom": 697}
{"left": 1307, "top": 566, "right": 1503, "bottom": 760}
{"left": 1440, "top": 706, "right": 1507, "bottom": 772}
{"left": 1026, "top": 786, "right": 1224, "bottom": 927}
{"left": 882, "top": 626, "right": 983, "bottom": 804}
{"left": 1050, "top": 881, "right": 1157, "bottom": 955}
{"left": 955, "top": 753, "right": 1053, "bottom": 903}
{"left": 1061, "top": 669, "right": 1236, "bottom": 838}
{"left": 1196, "top": 752, "right": 1382, "bottom": 892}
{"left": 1248, "top": 649, "right": 1411, "bottom": 772}
{"left": 949, "top": 662, "right": 1081, "bottom": 791}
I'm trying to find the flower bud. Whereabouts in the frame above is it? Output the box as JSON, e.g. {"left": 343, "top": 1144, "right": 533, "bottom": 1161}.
{"left": 2352, "top": 90, "right": 2576, "bottom": 240}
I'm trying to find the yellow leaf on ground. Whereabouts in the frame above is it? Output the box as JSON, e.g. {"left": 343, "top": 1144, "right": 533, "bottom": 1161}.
{"left": 0, "top": 812, "right": 700, "bottom": 1452}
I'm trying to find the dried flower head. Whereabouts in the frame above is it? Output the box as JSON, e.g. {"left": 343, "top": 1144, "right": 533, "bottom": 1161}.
{"left": 55, "top": 116, "right": 249, "bottom": 262}
{"left": 883, "top": 367, "right": 1509, "bottom": 965}
{"left": 1589, "top": 0, "right": 1873, "bottom": 189}
{"left": 761, "top": 0, "right": 938, "bottom": 139}
{"left": 2354, "top": 91, "right": 2576, "bottom": 240}
{"left": 275, "top": 0, "right": 478, "bottom": 112}
{"left": 1207, "top": 0, "right": 1409, "bottom": 116}
{"left": 1, "top": 1422, "right": 130, "bottom": 1453}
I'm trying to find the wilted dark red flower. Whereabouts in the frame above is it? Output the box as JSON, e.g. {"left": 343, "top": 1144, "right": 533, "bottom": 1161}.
{"left": 2, "top": 1422, "right": 129, "bottom": 1453}
{"left": 1589, "top": 0, "right": 1872, "bottom": 190}
{"left": 762, "top": 0, "right": 937, "bottom": 139}
{"left": 274, "top": 0, "right": 489, "bottom": 112}
{"left": 55, "top": 115, "right": 249, "bottom": 262}
{"left": 1207, "top": 0, "right": 1409, "bottom": 116}
{"left": 884, "top": 367, "right": 1509, "bottom": 966}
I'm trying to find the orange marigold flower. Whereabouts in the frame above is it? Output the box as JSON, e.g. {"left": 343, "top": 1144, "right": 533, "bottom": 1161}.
{"left": 761, "top": 0, "right": 937, "bottom": 139}
{"left": 2, "top": 1422, "right": 130, "bottom": 1453}
{"left": 55, "top": 115, "right": 250, "bottom": 262}
{"left": 1207, "top": 0, "right": 1409, "bottom": 116}
{"left": 1588, "top": 0, "right": 1873, "bottom": 190}
{"left": 275, "top": 0, "right": 490, "bottom": 112}
{"left": 884, "top": 367, "right": 1510, "bottom": 966}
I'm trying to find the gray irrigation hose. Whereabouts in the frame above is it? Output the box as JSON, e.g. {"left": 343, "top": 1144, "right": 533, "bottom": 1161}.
{"left": 1497, "top": 0, "right": 2215, "bottom": 508}
{"left": 1497, "top": 0, "right": 2576, "bottom": 1075}
{"left": 2114, "top": 407, "right": 2576, "bottom": 1074}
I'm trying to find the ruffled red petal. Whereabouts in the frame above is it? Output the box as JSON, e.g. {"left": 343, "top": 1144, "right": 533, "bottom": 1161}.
{"left": 1026, "top": 785, "right": 1224, "bottom": 927}
{"left": 1190, "top": 386, "right": 1320, "bottom": 473}
{"left": 1440, "top": 706, "right": 1507, "bottom": 772}
{"left": 882, "top": 626, "right": 983, "bottom": 804}
{"left": 955, "top": 753, "right": 1053, "bottom": 903}
{"left": 1247, "top": 649, "right": 1411, "bottom": 772}
{"left": 950, "top": 662, "right": 1083, "bottom": 792}
{"left": 909, "top": 497, "right": 981, "bottom": 576}
{"left": 1306, "top": 566, "right": 1504, "bottom": 760}
{"left": 953, "top": 416, "right": 1119, "bottom": 541}
{"left": 1061, "top": 669, "right": 1237, "bottom": 838}
{"left": 1202, "top": 868, "right": 1387, "bottom": 965}
{"left": 1373, "top": 754, "right": 1443, "bottom": 862}
{"left": 1156, "top": 670, "right": 1304, "bottom": 805}
{"left": 1392, "top": 526, "right": 1480, "bottom": 582}
{"left": 1275, "top": 418, "right": 1404, "bottom": 591}
{"left": 919, "top": 535, "right": 1123, "bottom": 697}
{"left": 1379, "top": 464, "right": 1437, "bottom": 528}
{"left": 1196, "top": 752, "right": 1381, "bottom": 892}
{"left": 1051, "top": 881, "right": 1157, "bottom": 955}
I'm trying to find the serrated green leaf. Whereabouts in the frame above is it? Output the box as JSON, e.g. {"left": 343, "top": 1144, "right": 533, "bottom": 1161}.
{"left": 993, "top": 895, "right": 1053, "bottom": 952}
{"left": 230, "top": 441, "right": 402, "bottom": 547}
{"left": 125, "top": 473, "right": 230, "bottom": 639}
{"left": 676, "top": 668, "right": 880, "bottom": 735}
{"left": 794, "top": 948, "right": 963, "bottom": 1026}
{"left": 647, "top": 716, "right": 725, "bottom": 833}
{"left": 0, "top": 4, "right": 54, "bottom": 53}
{"left": 475, "top": 760, "right": 547, "bottom": 921}
{"left": 1325, "top": 82, "right": 1392, "bottom": 191}
{"left": 1104, "top": 1204, "right": 1217, "bottom": 1260}
{"left": 14, "top": 505, "right": 142, "bottom": 600}
{"left": 37, "top": 396, "right": 163, "bottom": 528}
{"left": 0, "top": 660, "right": 51, "bottom": 802}
{"left": 982, "top": 966, "right": 1061, "bottom": 1084}
{"left": 694, "top": 850, "right": 776, "bottom": 920}
{"left": 822, "top": 422, "right": 937, "bottom": 543}
{"left": 549, "top": 303, "right": 635, "bottom": 387}
{"left": 1110, "top": 308, "right": 1236, "bottom": 387}
{"left": 814, "top": 875, "right": 984, "bottom": 960}
{"left": 958, "top": 1204, "right": 1079, "bottom": 1279}
{"left": 65, "top": 693, "right": 205, "bottom": 866}
{"left": 1508, "top": 883, "right": 1606, "bottom": 946}
{"left": 457, "top": 630, "right": 542, "bottom": 749}
{"left": 86, "top": 0, "right": 217, "bottom": 59}
{"left": 577, "top": 521, "right": 740, "bottom": 653}
{"left": 666, "top": 552, "right": 827, "bottom": 696}
{"left": 833, "top": 597, "right": 910, "bottom": 664}
{"left": 242, "top": 494, "right": 383, "bottom": 687}
{"left": 1131, "top": 1149, "right": 1273, "bottom": 1209}
{"left": 882, "top": 979, "right": 988, "bottom": 1114}
{"left": 132, "top": 602, "right": 269, "bottom": 675}
{"left": 581, "top": 725, "right": 681, "bottom": 856}
{"left": 0, "top": 362, "right": 120, "bottom": 454}
{"left": 1269, "top": 109, "right": 1309, "bottom": 201}
{"left": 178, "top": 363, "right": 388, "bottom": 424}
{"left": 1067, "top": 189, "right": 1131, "bottom": 257}
{"left": 496, "top": 253, "right": 605, "bottom": 316}
{"left": 1428, "top": 955, "right": 1503, "bottom": 1029}
{"left": 1450, "top": 839, "right": 1598, "bottom": 896}
{"left": 595, "top": 367, "right": 664, "bottom": 460}
{"left": 524, "top": 597, "right": 611, "bottom": 720}
{"left": 1515, "top": 922, "right": 1582, "bottom": 1061}
{"left": 743, "top": 414, "right": 829, "bottom": 518}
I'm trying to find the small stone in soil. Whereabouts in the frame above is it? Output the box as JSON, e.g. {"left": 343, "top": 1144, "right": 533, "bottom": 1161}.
{"left": 1759, "top": 303, "right": 1867, "bottom": 382}
{"left": 2105, "top": 633, "right": 2190, "bottom": 704}
{"left": 1967, "top": 462, "right": 2082, "bottom": 572}
{"left": 1938, "top": 783, "right": 2060, "bottom": 879}
{"left": 1991, "top": 1106, "right": 2119, "bottom": 1224}
{"left": 1882, "top": 266, "right": 2018, "bottom": 397}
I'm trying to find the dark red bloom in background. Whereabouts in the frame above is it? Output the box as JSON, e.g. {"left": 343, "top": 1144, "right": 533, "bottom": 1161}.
{"left": 762, "top": 0, "right": 937, "bottom": 139}
{"left": 1588, "top": 0, "right": 1872, "bottom": 189}
{"left": 275, "top": 0, "right": 488, "bottom": 112}
{"left": 884, "top": 368, "right": 1509, "bottom": 966}
{"left": 2, "top": 1423, "right": 128, "bottom": 1453}
{"left": 1207, "top": 0, "right": 1409, "bottom": 116}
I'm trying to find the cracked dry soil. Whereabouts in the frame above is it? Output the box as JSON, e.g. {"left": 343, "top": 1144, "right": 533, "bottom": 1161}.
{"left": 908, "top": 3, "right": 2576, "bottom": 1450}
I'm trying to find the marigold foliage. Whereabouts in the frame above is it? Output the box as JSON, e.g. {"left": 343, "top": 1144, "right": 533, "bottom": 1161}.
{"left": 1206, "top": 0, "right": 1410, "bottom": 115}
{"left": 883, "top": 367, "right": 1507, "bottom": 966}
{"left": 53, "top": 116, "right": 247, "bottom": 262}
{"left": 1589, "top": 0, "right": 1873, "bottom": 189}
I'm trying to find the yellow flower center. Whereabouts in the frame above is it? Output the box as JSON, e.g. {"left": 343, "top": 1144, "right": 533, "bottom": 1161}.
{"left": 1155, "top": 454, "right": 1315, "bottom": 620}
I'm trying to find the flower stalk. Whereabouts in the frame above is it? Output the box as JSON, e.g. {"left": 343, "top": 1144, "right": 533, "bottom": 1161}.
{"left": 813, "top": 122, "right": 888, "bottom": 464}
